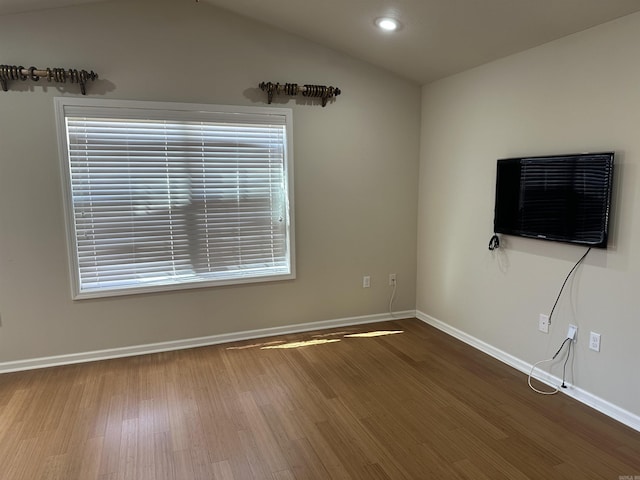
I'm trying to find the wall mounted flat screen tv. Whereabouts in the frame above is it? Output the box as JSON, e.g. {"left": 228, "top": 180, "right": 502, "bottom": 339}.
{"left": 493, "top": 152, "right": 614, "bottom": 248}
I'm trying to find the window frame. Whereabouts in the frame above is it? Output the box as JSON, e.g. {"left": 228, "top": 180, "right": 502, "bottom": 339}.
{"left": 55, "top": 97, "right": 295, "bottom": 299}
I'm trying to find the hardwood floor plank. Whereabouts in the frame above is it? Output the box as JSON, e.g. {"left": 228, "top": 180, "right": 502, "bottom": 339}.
{"left": 118, "top": 417, "right": 139, "bottom": 480}
{"left": 209, "top": 460, "right": 235, "bottom": 480}
{"left": 153, "top": 430, "right": 176, "bottom": 480}
{"left": 237, "top": 427, "right": 277, "bottom": 480}
{"left": 443, "top": 427, "right": 531, "bottom": 480}
{"left": 271, "top": 470, "right": 296, "bottom": 480}
{"left": 451, "top": 458, "right": 495, "bottom": 480}
{"left": 97, "top": 393, "right": 124, "bottom": 477}
{"left": 239, "top": 390, "right": 290, "bottom": 473}
{"left": 290, "top": 409, "right": 352, "bottom": 480}
{"left": 359, "top": 414, "right": 454, "bottom": 478}
{"left": 77, "top": 436, "right": 104, "bottom": 480}
{"left": 172, "top": 448, "right": 196, "bottom": 480}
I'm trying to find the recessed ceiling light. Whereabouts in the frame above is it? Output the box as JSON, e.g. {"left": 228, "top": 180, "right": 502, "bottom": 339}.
{"left": 375, "top": 17, "right": 401, "bottom": 32}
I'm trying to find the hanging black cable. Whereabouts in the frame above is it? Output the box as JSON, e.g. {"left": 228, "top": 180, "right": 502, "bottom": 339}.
{"left": 548, "top": 247, "right": 591, "bottom": 325}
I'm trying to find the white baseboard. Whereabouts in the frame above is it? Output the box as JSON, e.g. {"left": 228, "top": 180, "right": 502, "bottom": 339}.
{"left": 0, "top": 310, "right": 416, "bottom": 374}
{"left": 415, "top": 310, "right": 640, "bottom": 433}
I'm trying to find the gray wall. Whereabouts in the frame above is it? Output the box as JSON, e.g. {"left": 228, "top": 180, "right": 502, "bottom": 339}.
{"left": 0, "top": 0, "right": 420, "bottom": 361}
{"left": 6, "top": 0, "right": 634, "bottom": 426}
{"left": 417, "top": 13, "right": 640, "bottom": 416}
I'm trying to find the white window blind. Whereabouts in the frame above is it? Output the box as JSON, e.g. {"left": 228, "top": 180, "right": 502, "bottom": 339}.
{"left": 55, "top": 99, "right": 294, "bottom": 299}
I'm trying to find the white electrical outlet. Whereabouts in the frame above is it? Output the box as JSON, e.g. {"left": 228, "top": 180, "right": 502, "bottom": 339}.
{"left": 389, "top": 273, "right": 396, "bottom": 286}
{"left": 589, "top": 332, "right": 601, "bottom": 352}
{"left": 538, "top": 314, "right": 549, "bottom": 333}
{"left": 363, "top": 275, "right": 370, "bottom": 288}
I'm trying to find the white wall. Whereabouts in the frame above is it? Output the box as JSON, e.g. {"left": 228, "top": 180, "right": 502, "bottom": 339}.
{"left": 418, "top": 12, "right": 640, "bottom": 416}
{"left": 0, "top": 0, "right": 420, "bottom": 362}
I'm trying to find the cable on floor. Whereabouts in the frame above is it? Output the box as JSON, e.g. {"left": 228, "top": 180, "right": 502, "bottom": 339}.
{"left": 528, "top": 338, "right": 571, "bottom": 395}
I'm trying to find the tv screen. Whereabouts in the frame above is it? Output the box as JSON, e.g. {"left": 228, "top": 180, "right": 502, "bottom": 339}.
{"left": 493, "top": 152, "right": 614, "bottom": 248}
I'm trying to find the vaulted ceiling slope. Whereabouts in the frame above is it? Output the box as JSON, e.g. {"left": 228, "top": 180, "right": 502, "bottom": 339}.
{"left": 3, "top": 0, "right": 640, "bottom": 84}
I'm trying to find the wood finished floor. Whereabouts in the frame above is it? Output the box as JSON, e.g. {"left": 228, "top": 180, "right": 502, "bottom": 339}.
{"left": 0, "top": 318, "right": 639, "bottom": 479}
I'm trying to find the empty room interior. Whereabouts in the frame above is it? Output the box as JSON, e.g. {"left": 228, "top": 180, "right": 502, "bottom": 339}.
{"left": 1, "top": 0, "right": 640, "bottom": 478}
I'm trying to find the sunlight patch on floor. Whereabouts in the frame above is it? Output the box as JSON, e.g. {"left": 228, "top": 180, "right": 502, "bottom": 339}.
{"left": 226, "top": 329, "right": 404, "bottom": 351}
{"left": 260, "top": 339, "right": 341, "bottom": 349}
{"left": 344, "top": 330, "right": 404, "bottom": 338}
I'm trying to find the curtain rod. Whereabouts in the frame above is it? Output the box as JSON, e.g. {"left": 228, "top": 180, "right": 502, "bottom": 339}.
{"left": 259, "top": 82, "right": 341, "bottom": 107}
{"left": 0, "top": 65, "right": 98, "bottom": 95}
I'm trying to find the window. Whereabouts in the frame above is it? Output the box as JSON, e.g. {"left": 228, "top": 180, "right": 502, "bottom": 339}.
{"left": 55, "top": 98, "right": 295, "bottom": 299}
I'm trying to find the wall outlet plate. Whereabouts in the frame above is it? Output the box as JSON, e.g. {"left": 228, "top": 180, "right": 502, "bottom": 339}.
{"left": 363, "top": 275, "right": 370, "bottom": 288}
{"left": 589, "top": 332, "right": 601, "bottom": 352}
{"left": 538, "top": 314, "right": 549, "bottom": 334}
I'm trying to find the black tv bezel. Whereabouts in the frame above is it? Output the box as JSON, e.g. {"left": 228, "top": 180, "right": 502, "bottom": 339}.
{"left": 493, "top": 152, "right": 614, "bottom": 249}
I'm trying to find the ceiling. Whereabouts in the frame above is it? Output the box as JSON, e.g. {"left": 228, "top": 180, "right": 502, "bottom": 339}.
{"left": 3, "top": 0, "right": 640, "bottom": 84}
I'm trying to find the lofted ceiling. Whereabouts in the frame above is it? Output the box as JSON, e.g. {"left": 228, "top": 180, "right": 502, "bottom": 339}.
{"left": 3, "top": 0, "right": 640, "bottom": 84}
